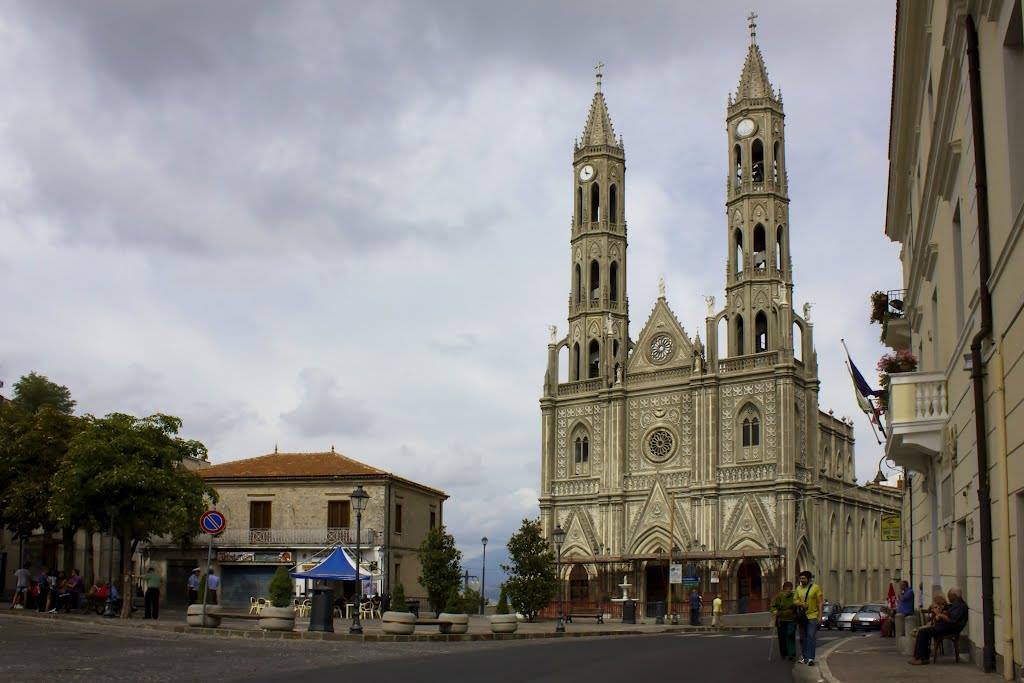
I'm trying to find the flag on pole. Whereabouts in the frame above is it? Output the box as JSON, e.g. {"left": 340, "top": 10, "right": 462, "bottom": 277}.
{"left": 842, "top": 339, "right": 885, "bottom": 443}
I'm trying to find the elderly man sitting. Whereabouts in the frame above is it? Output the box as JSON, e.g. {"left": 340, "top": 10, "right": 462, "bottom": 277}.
{"left": 909, "top": 588, "right": 968, "bottom": 665}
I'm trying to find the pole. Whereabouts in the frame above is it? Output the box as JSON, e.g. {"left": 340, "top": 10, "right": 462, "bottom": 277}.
{"left": 200, "top": 534, "right": 213, "bottom": 622}
{"left": 481, "top": 540, "right": 487, "bottom": 616}
{"left": 351, "top": 510, "right": 363, "bottom": 635}
{"left": 556, "top": 543, "right": 565, "bottom": 633}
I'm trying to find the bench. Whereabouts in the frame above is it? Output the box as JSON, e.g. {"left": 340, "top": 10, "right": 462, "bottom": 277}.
{"left": 415, "top": 618, "right": 453, "bottom": 634}
{"left": 566, "top": 609, "right": 604, "bottom": 624}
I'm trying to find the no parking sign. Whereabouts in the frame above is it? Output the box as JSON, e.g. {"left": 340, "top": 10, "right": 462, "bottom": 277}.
{"left": 200, "top": 510, "right": 226, "bottom": 536}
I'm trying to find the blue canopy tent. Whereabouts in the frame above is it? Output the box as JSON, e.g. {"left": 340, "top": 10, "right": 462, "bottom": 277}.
{"left": 290, "top": 547, "right": 371, "bottom": 581}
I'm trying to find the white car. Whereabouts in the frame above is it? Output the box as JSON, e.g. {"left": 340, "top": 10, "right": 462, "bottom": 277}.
{"left": 835, "top": 604, "right": 864, "bottom": 630}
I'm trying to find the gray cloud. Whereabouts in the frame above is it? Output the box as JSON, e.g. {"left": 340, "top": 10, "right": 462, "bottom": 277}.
{"left": 280, "top": 368, "right": 374, "bottom": 437}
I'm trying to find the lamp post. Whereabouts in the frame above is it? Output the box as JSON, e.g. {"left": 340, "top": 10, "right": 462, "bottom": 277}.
{"left": 552, "top": 524, "right": 566, "bottom": 633}
{"left": 480, "top": 537, "right": 488, "bottom": 615}
{"left": 670, "top": 544, "right": 681, "bottom": 624}
{"left": 349, "top": 485, "right": 370, "bottom": 635}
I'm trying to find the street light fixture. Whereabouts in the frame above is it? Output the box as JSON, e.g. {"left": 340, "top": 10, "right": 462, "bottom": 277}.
{"left": 670, "top": 544, "right": 681, "bottom": 624}
{"left": 551, "top": 524, "right": 566, "bottom": 633}
{"left": 349, "top": 485, "right": 370, "bottom": 635}
{"left": 480, "top": 537, "right": 488, "bottom": 615}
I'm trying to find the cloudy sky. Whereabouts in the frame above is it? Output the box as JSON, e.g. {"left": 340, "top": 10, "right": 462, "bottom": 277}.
{"left": 0, "top": 1, "right": 899, "bottom": 584}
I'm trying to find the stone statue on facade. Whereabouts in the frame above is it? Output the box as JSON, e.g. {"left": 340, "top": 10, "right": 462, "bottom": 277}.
{"left": 658, "top": 277, "right": 666, "bottom": 298}
{"left": 705, "top": 295, "right": 716, "bottom": 316}
{"left": 803, "top": 302, "right": 813, "bottom": 322}
{"left": 693, "top": 333, "right": 706, "bottom": 373}
{"left": 549, "top": 325, "right": 558, "bottom": 343}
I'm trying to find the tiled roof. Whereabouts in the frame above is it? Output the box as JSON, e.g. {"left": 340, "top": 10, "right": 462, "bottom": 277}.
{"left": 199, "top": 451, "right": 387, "bottom": 479}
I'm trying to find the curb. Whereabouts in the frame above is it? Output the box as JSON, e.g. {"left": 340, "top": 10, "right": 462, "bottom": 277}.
{"left": 1, "top": 609, "right": 770, "bottom": 642}
{"left": 791, "top": 636, "right": 860, "bottom": 683}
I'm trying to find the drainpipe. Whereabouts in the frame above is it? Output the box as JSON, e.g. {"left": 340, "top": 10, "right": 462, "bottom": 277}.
{"left": 965, "top": 14, "right": 996, "bottom": 673}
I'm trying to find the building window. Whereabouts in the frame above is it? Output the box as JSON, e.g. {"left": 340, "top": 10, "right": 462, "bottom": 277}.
{"left": 737, "top": 404, "right": 762, "bottom": 461}
{"left": 429, "top": 510, "right": 436, "bottom": 529}
{"left": 250, "top": 501, "right": 272, "bottom": 529}
{"left": 394, "top": 563, "right": 401, "bottom": 585}
{"left": 573, "top": 431, "right": 590, "bottom": 476}
{"left": 328, "top": 500, "right": 351, "bottom": 529}
{"left": 395, "top": 504, "right": 403, "bottom": 534}
{"left": 588, "top": 339, "right": 600, "bottom": 378}
{"left": 741, "top": 417, "right": 760, "bottom": 447}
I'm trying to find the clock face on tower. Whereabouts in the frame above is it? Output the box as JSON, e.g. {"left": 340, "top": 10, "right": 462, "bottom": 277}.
{"left": 578, "top": 165, "right": 595, "bottom": 182}
{"left": 735, "top": 118, "right": 757, "bottom": 138}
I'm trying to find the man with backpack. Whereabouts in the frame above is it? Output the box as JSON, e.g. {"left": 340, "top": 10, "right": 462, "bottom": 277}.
{"left": 793, "top": 570, "right": 824, "bottom": 666}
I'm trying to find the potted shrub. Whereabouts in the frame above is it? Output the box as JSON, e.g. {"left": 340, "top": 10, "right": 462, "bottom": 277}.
{"left": 876, "top": 349, "right": 918, "bottom": 411}
{"left": 382, "top": 583, "right": 416, "bottom": 635}
{"left": 258, "top": 565, "right": 296, "bottom": 631}
{"left": 869, "top": 291, "right": 889, "bottom": 325}
{"left": 490, "top": 583, "right": 518, "bottom": 634}
{"left": 439, "top": 587, "right": 469, "bottom": 634}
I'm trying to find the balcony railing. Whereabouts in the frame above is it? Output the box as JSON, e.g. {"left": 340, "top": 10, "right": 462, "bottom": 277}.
{"left": 148, "top": 527, "right": 378, "bottom": 548}
{"left": 885, "top": 371, "right": 948, "bottom": 472}
{"left": 557, "top": 378, "right": 604, "bottom": 396}
{"left": 718, "top": 351, "right": 778, "bottom": 374}
{"left": 880, "top": 289, "right": 910, "bottom": 350}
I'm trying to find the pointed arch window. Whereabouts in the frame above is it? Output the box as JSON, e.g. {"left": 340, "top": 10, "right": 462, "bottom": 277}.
{"left": 735, "top": 313, "right": 745, "bottom": 356}
{"left": 755, "top": 311, "right": 768, "bottom": 352}
{"left": 734, "top": 228, "right": 744, "bottom": 272}
{"left": 609, "top": 184, "right": 618, "bottom": 224}
{"left": 753, "top": 224, "right": 767, "bottom": 270}
{"left": 590, "top": 183, "right": 600, "bottom": 222}
{"left": 741, "top": 416, "right": 761, "bottom": 447}
{"left": 734, "top": 144, "right": 743, "bottom": 186}
{"left": 571, "top": 342, "right": 580, "bottom": 381}
{"left": 574, "top": 263, "right": 583, "bottom": 304}
{"left": 572, "top": 426, "right": 590, "bottom": 476}
{"left": 751, "top": 139, "right": 764, "bottom": 183}
{"left": 737, "top": 403, "right": 762, "bottom": 461}
{"left": 589, "top": 260, "right": 600, "bottom": 300}
{"left": 576, "top": 187, "right": 583, "bottom": 226}
{"left": 609, "top": 261, "right": 619, "bottom": 302}
{"left": 776, "top": 225, "right": 784, "bottom": 272}
{"left": 772, "top": 141, "right": 780, "bottom": 183}
{"left": 588, "top": 339, "right": 600, "bottom": 378}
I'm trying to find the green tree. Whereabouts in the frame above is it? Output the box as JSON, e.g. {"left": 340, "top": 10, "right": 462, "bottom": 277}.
{"left": 10, "top": 372, "right": 75, "bottom": 415}
{"left": 496, "top": 584, "right": 510, "bottom": 614}
{"left": 49, "top": 413, "right": 216, "bottom": 617}
{"left": 268, "top": 565, "right": 293, "bottom": 608}
{"left": 390, "top": 582, "right": 407, "bottom": 612}
{"left": 0, "top": 373, "right": 82, "bottom": 570}
{"left": 417, "top": 525, "right": 462, "bottom": 614}
{"left": 501, "top": 518, "right": 557, "bottom": 622}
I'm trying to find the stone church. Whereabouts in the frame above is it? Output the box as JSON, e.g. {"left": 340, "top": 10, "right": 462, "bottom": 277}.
{"left": 538, "top": 22, "right": 900, "bottom": 614}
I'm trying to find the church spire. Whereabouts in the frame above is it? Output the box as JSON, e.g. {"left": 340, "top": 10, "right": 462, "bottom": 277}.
{"left": 734, "top": 13, "right": 777, "bottom": 102}
{"left": 580, "top": 61, "right": 619, "bottom": 148}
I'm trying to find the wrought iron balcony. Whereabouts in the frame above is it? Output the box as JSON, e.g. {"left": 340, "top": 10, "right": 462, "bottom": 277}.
{"left": 885, "top": 371, "right": 948, "bottom": 472}
{"left": 148, "top": 527, "right": 378, "bottom": 548}
{"left": 879, "top": 289, "right": 910, "bottom": 350}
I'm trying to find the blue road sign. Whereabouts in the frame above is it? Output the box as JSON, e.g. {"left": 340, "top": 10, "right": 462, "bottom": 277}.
{"left": 200, "top": 510, "right": 226, "bottom": 535}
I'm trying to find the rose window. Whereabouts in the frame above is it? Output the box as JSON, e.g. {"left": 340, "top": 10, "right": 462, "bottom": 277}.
{"left": 649, "top": 334, "right": 674, "bottom": 363}
{"left": 647, "top": 428, "right": 675, "bottom": 461}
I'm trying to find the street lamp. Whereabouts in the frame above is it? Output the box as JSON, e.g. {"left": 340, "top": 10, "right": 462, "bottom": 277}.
{"left": 551, "top": 524, "right": 566, "bottom": 633}
{"left": 349, "top": 485, "right": 370, "bottom": 635}
{"left": 480, "top": 537, "right": 488, "bottom": 615}
{"left": 670, "top": 544, "right": 681, "bottom": 624}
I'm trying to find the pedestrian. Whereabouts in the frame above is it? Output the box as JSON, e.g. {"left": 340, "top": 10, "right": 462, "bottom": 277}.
{"left": 143, "top": 566, "right": 163, "bottom": 619}
{"left": 770, "top": 581, "right": 798, "bottom": 661}
{"left": 793, "top": 570, "right": 824, "bottom": 666}
{"left": 10, "top": 562, "right": 31, "bottom": 609}
{"left": 36, "top": 565, "right": 50, "bottom": 613}
{"left": 689, "top": 588, "right": 703, "bottom": 626}
{"left": 187, "top": 568, "right": 200, "bottom": 605}
{"left": 206, "top": 568, "right": 219, "bottom": 605}
{"left": 67, "top": 568, "right": 84, "bottom": 610}
{"left": 712, "top": 593, "right": 723, "bottom": 627}
{"left": 909, "top": 588, "right": 968, "bottom": 665}
{"left": 896, "top": 580, "right": 915, "bottom": 616}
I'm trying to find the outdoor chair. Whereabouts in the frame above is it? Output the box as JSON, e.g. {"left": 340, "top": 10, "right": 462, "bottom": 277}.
{"left": 932, "top": 633, "right": 961, "bottom": 663}
{"left": 248, "top": 597, "right": 259, "bottom": 615}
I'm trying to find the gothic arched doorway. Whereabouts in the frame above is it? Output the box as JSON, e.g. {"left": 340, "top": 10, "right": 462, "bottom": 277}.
{"left": 645, "top": 560, "right": 668, "bottom": 611}
{"left": 736, "top": 559, "right": 763, "bottom": 613}
{"left": 569, "top": 564, "right": 590, "bottom": 603}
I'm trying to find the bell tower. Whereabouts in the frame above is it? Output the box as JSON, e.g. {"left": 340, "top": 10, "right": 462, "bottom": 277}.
{"left": 566, "top": 63, "right": 628, "bottom": 384}
{"left": 723, "top": 13, "right": 794, "bottom": 358}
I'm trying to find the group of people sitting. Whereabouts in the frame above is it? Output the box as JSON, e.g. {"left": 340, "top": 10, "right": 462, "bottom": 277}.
{"left": 908, "top": 587, "right": 969, "bottom": 665}
{"left": 10, "top": 562, "right": 120, "bottom": 614}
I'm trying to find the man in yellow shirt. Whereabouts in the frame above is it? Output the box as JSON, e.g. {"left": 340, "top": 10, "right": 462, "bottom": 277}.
{"left": 793, "top": 570, "right": 824, "bottom": 666}
{"left": 712, "top": 594, "right": 723, "bottom": 627}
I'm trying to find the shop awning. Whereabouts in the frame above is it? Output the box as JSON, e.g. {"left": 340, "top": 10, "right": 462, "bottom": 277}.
{"left": 290, "top": 547, "right": 371, "bottom": 581}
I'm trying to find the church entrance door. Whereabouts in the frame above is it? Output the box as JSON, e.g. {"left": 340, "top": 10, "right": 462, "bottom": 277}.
{"left": 645, "top": 561, "right": 668, "bottom": 617}
{"left": 736, "top": 559, "right": 762, "bottom": 613}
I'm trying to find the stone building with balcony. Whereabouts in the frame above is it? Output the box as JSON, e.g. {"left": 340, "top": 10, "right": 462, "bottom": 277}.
{"left": 538, "top": 20, "right": 900, "bottom": 618}
{"left": 882, "top": 0, "right": 1024, "bottom": 674}
{"left": 145, "top": 448, "right": 446, "bottom": 608}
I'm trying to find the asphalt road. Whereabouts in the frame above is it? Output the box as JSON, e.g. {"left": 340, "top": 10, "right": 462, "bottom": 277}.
{"left": 0, "top": 613, "right": 856, "bottom": 682}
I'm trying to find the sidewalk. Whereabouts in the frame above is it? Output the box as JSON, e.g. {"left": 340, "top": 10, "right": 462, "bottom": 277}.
{"left": 801, "top": 635, "right": 996, "bottom": 683}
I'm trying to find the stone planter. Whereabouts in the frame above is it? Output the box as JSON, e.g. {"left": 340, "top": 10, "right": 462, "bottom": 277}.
{"left": 382, "top": 610, "right": 416, "bottom": 635}
{"left": 489, "top": 614, "right": 518, "bottom": 634}
{"left": 186, "top": 603, "right": 222, "bottom": 628}
{"left": 439, "top": 612, "right": 469, "bottom": 634}
{"left": 258, "top": 605, "right": 295, "bottom": 632}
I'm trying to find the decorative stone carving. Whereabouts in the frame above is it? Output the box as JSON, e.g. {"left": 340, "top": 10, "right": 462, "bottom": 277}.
{"left": 555, "top": 403, "right": 605, "bottom": 479}
{"left": 658, "top": 276, "right": 666, "bottom": 298}
{"left": 552, "top": 479, "right": 600, "bottom": 496}
{"left": 720, "top": 382, "right": 777, "bottom": 465}
{"left": 705, "top": 295, "right": 716, "bottom": 316}
{"left": 628, "top": 394, "right": 687, "bottom": 472}
{"left": 549, "top": 325, "right": 558, "bottom": 344}
{"left": 803, "top": 302, "right": 813, "bottom": 322}
{"left": 718, "top": 463, "right": 776, "bottom": 483}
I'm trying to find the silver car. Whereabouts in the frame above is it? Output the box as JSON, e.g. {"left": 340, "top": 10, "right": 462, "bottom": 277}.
{"left": 835, "top": 604, "right": 864, "bottom": 630}
{"left": 851, "top": 603, "right": 886, "bottom": 631}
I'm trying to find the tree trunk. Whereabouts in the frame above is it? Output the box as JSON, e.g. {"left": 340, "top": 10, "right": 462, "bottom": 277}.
{"left": 61, "top": 527, "right": 75, "bottom": 573}
{"left": 120, "top": 534, "right": 134, "bottom": 619}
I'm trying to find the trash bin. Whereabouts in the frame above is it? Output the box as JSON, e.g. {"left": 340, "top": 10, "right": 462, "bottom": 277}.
{"left": 407, "top": 599, "right": 421, "bottom": 617}
{"left": 654, "top": 600, "right": 666, "bottom": 625}
{"left": 308, "top": 588, "right": 334, "bottom": 633}
{"left": 622, "top": 600, "right": 636, "bottom": 624}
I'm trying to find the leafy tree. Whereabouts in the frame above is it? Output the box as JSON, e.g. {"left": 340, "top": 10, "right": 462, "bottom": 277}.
{"left": 390, "top": 582, "right": 407, "bottom": 612}
{"left": 417, "top": 525, "right": 462, "bottom": 614}
{"left": 10, "top": 372, "right": 75, "bottom": 415}
{"left": 49, "top": 413, "right": 216, "bottom": 617}
{"left": 496, "top": 584, "right": 509, "bottom": 614}
{"left": 442, "top": 586, "right": 463, "bottom": 614}
{"left": 461, "top": 585, "right": 483, "bottom": 614}
{"left": 501, "top": 518, "right": 557, "bottom": 622}
{"left": 268, "top": 565, "right": 293, "bottom": 608}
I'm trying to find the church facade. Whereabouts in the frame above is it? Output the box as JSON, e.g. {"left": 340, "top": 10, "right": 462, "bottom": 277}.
{"left": 538, "top": 25, "right": 900, "bottom": 614}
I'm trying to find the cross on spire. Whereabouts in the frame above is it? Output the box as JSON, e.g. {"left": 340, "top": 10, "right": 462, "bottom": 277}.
{"left": 748, "top": 11, "right": 758, "bottom": 44}
{"left": 594, "top": 60, "right": 605, "bottom": 92}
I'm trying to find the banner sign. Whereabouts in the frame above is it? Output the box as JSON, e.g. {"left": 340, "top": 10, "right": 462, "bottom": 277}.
{"left": 217, "top": 551, "right": 293, "bottom": 563}
{"left": 881, "top": 513, "right": 901, "bottom": 541}
{"left": 669, "top": 562, "right": 683, "bottom": 584}
{"left": 710, "top": 570, "right": 720, "bottom": 584}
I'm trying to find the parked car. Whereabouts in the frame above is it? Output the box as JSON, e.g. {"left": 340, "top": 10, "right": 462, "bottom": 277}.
{"left": 851, "top": 603, "right": 886, "bottom": 631}
{"left": 820, "top": 602, "right": 842, "bottom": 630}
{"left": 835, "top": 604, "right": 864, "bottom": 631}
